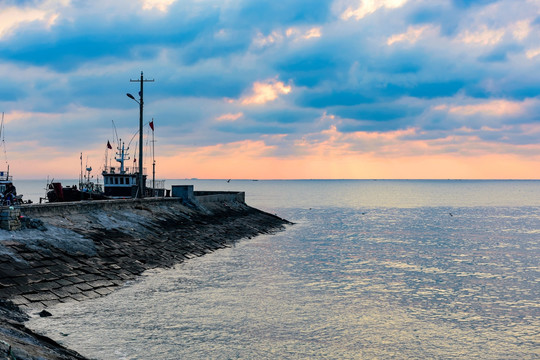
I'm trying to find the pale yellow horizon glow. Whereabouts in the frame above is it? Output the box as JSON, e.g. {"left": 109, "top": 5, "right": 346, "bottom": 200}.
{"left": 147, "top": 151, "right": 540, "bottom": 180}
{"left": 11, "top": 151, "right": 540, "bottom": 180}
{"left": 5, "top": 109, "right": 539, "bottom": 180}
{"left": 12, "top": 136, "right": 539, "bottom": 180}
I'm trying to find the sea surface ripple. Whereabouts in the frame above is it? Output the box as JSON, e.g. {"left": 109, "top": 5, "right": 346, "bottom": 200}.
{"left": 28, "top": 180, "right": 540, "bottom": 359}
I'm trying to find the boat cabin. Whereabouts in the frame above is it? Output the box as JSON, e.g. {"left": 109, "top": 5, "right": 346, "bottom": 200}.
{"left": 102, "top": 167, "right": 146, "bottom": 198}
{"left": 0, "top": 170, "right": 12, "bottom": 194}
{"left": 102, "top": 141, "right": 146, "bottom": 198}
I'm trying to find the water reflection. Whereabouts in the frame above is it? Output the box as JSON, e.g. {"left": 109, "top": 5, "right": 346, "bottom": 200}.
{"left": 29, "top": 204, "right": 539, "bottom": 359}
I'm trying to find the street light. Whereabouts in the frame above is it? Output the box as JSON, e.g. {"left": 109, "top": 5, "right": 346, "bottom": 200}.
{"left": 127, "top": 72, "right": 154, "bottom": 198}
{"left": 126, "top": 91, "right": 144, "bottom": 198}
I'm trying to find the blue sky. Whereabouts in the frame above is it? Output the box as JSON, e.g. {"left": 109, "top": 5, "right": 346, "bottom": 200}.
{"left": 0, "top": 0, "right": 539, "bottom": 179}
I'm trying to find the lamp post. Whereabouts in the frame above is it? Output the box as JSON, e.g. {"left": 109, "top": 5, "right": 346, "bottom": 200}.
{"left": 126, "top": 92, "right": 144, "bottom": 198}
{"left": 127, "top": 71, "right": 154, "bottom": 198}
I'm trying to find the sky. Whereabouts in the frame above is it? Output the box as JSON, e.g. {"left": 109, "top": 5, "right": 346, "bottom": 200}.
{"left": 0, "top": 0, "right": 539, "bottom": 180}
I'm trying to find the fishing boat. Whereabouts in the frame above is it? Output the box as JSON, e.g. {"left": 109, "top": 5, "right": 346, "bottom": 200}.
{"left": 0, "top": 168, "right": 23, "bottom": 205}
{"left": 102, "top": 139, "right": 146, "bottom": 198}
{"left": 46, "top": 154, "right": 108, "bottom": 202}
{"left": 0, "top": 113, "right": 24, "bottom": 205}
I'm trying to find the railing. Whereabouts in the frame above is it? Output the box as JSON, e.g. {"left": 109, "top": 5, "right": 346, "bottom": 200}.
{"left": 147, "top": 179, "right": 165, "bottom": 189}
{"left": 102, "top": 166, "right": 147, "bottom": 175}
{"left": 0, "top": 171, "right": 12, "bottom": 181}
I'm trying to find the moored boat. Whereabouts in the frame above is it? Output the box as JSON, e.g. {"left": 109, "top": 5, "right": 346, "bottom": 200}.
{"left": 0, "top": 113, "right": 25, "bottom": 205}
{"left": 46, "top": 156, "right": 108, "bottom": 202}
{"left": 102, "top": 139, "right": 147, "bottom": 198}
{"left": 0, "top": 168, "right": 23, "bottom": 205}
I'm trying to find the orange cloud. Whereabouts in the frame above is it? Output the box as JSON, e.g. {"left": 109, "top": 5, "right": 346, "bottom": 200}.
{"left": 240, "top": 79, "right": 292, "bottom": 105}
{"left": 147, "top": 124, "right": 540, "bottom": 180}
{"left": 216, "top": 112, "right": 243, "bottom": 122}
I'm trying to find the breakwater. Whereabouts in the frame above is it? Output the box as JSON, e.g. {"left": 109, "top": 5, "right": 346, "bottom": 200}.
{"left": 0, "top": 194, "right": 289, "bottom": 359}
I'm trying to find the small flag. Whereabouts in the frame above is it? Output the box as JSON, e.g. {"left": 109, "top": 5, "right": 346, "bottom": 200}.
{"left": 107, "top": 140, "right": 112, "bottom": 149}
{"left": 149, "top": 120, "right": 154, "bottom": 131}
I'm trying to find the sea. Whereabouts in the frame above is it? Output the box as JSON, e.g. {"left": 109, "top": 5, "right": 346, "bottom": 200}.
{"left": 24, "top": 180, "right": 540, "bottom": 359}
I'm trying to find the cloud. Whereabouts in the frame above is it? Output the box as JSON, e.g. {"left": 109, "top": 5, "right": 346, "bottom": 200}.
{"left": 457, "top": 25, "right": 505, "bottom": 45}
{"left": 284, "top": 26, "right": 323, "bottom": 41}
{"left": 387, "top": 25, "right": 436, "bottom": 45}
{"left": 511, "top": 19, "right": 532, "bottom": 40}
{"left": 433, "top": 99, "right": 528, "bottom": 117}
{"left": 340, "top": 0, "right": 409, "bottom": 21}
{"left": 526, "top": 47, "right": 540, "bottom": 58}
{"left": 142, "top": 0, "right": 177, "bottom": 12}
{"left": 240, "top": 79, "right": 292, "bottom": 105}
{"left": 253, "top": 26, "right": 322, "bottom": 48}
{"left": 288, "top": 122, "right": 540, "bottom": 162}
{"left": 0, "top": 2, "right": 62, "bottom": 39}
{"left": 302, "top": 27, "right": 322, "bottom": 39}
{"left": 252, "top": 31, "right": 284, "bottom": 47}
{"left": 455, "top": 19, "right": 533, "bottom": 48}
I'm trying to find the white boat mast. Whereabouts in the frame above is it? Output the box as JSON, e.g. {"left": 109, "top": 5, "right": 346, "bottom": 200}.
{"left": 115, "top": 140, "right": 130, "bottom": 174}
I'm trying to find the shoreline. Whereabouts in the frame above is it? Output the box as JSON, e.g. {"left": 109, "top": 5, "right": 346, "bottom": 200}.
{"left": 0, "top": 197, "right": 290, "bottom": 359}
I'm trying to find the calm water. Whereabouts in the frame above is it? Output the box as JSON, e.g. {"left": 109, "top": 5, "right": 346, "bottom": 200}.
{"left": 27, "top": 180, "right": 540, "bottom": 359}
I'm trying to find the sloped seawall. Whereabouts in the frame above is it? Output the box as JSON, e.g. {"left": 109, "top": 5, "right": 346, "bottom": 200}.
{"left": 0, "top": 195, "right": 289, "bottom": 359}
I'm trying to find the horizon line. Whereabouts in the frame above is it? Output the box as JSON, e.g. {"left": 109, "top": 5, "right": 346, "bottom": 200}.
{"left": 15, "top": 178, "right": 540, "bottom": 181}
